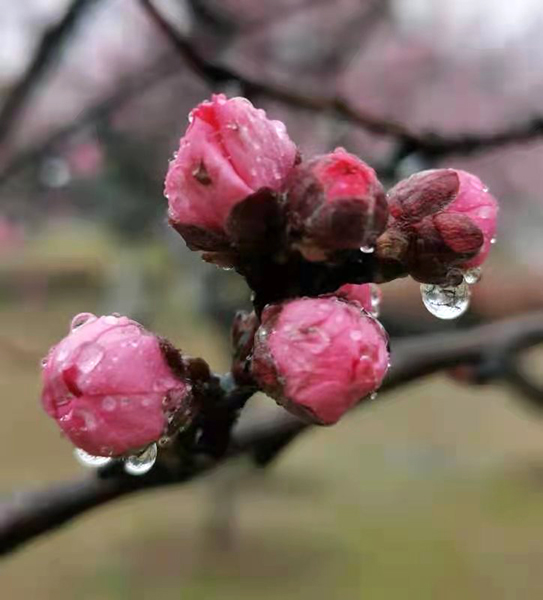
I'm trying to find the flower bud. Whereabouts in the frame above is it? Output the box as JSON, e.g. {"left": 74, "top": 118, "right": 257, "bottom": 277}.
{"left": 251, "top": 297, "right": 389, "bottom": 425}
{"left": 285, "top": 148, "right": 388, "bottom": 261}
{"left": 334, "top": 283, "right": 382, "bottom": 316}
{"left": 166, "top": 94, "right": 297, "bottom": 251}
{"left": 384, "top": 169, "right": 498, "bottom": 282}
{"left": 41, "top": 313, "right": 193, "bottom": 457}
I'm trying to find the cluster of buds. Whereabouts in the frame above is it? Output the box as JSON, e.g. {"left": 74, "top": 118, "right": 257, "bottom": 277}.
{"left": 40, "top": 94, "right": 498, "bottom": 472}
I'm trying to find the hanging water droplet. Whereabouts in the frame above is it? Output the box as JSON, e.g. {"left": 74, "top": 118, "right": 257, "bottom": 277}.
{"left": 40, "top": 356, "right": 48, "bottom": 368}
{"left": 78, "top": 343, "right": 104, "bottom": 373}
{"left": 360, "top": 245, "right": 374, "bottom": 254}
{"left": 420, "top": 282, "right": 471, "bottom": 320}
{"left": 369, "top": 284, "right": 381, "bottom": 317}
{"left": 124, "top": 443, "right": 158, "bottom": 476}
{"left": 158, "top": 435, "right": 171, "bottom": 448}
{"left": 74, "top": 448, "right": 113, "bottom": 468}
{"left": 102, "top": 396, "right": 117, "bottom": 412}
{"left": 482, "top": 185, "right": 489, "bottom": 193}
{"left": 463, "top": 267, "right": 482, "bottom": 285}
{"left": 490, "top": 237, "right": 497, "bottom": 245}
{"left": 370, "top": 391, "right": 378, "bottom": 401}
{"left": 70, "top": 312, "right": 96, "bottom": 332}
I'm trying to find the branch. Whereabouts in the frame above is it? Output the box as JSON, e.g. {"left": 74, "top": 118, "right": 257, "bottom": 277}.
{"left": 0, "top": 57, "right": 179, "bottom": 185}
{"left": 140, "top": 0, "right": 543, "bottom": 160}
{"left": 0, "top": 0, "right": 102, "bottom": 146}
{"left": 3, "top": 310, "right": 543, "bottom": 556}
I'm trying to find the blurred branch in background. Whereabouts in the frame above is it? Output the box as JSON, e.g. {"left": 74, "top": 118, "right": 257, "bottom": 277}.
{"left": 0, "top": 0, "right": 102, "bottom": 147}
{"left": 139, "top": 0, "right": 543, "bottom": 178}
{"left": 3, "top": 310, "right": 543, "bottom": 556}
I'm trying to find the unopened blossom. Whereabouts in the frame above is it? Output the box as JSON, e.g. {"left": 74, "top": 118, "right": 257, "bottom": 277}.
{"left": 334, "top": 283, "right": 382, "bottom": 316}
{"left": 166, "top": 94, "right": 297, "bottom": 251}
{"left": 285, "top": 148, "right": 388, "bottom": 260}
{"left": 252, "top": 297, "right": 389, "bottom": 425}
{"left": 381, "top": 168, "right": 498, "bottom": 283}
{"left": 41, "top": 313, "right": 193, "bottom": 457}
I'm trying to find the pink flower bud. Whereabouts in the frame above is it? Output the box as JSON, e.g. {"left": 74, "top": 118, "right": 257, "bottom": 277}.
{"left": 41, "top": 314, "right": 193, "bottom": 457}
{"left": 286, "top": 148, "right": 388, "bottom": 261}
{"left": 252, "top": 297, "right": 389, "bottom": 425}
{"left": 166, "top": 94, "right": 297, "bottom": 251}
{"left": 334, "top": 283, "right": 382, "bottom": 316}
{"left": 385, "top": 169, "right": 498, "bottom": 280}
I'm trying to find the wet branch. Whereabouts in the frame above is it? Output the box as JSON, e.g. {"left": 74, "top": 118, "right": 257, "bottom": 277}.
{"left": 2, "top": 310, "right": 543, "bottom": 556}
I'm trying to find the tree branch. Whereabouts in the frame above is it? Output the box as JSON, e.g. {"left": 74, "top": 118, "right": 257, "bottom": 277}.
{"left": 2, "top": 310, "right": 543, "bottom": 556}
{"left": 0, "top": 0, "right": 102, "bottom": 146}
{"left": 140, "top": 0, "right": 543, "bottom": 161}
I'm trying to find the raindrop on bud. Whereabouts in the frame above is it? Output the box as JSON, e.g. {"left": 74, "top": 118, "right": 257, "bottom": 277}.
{"left": 420, "top": 282, "right": 471, "bottom": 320}
{"left": 74, "top": 448, "right": 113, "bottom": 468}
{"left": 124, "top": 443, "right": 158, "bottom": 476}
{"left": 70, "top": 312, "right": 96, "bottom": 331}
{"left": 463, "top": 267, "right": 482, "bottom": 285}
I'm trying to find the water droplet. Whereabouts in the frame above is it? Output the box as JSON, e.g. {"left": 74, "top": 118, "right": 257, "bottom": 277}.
{"left": 124, "top": 443, "right": 158, "bottom": 476}
{"left": 463, "top": 267, "right": 482, "bottom": 285}
{"left": 482, "top": 186, "right": 489, "bottom": 193}
{"left": 360, "top": 245, "right": 374, "bottom": 254}
{"left": 78, "top": 343, "right": 104, "bottom": 373}
{"left": 369, "top": 284, "right": 381, "bottom": 317}
{"left": 420, "top": 282, "right": 471, "bottom": 320}
{"left": 370, "top": 391, "right": 378, "bottom": 401}
{"left": 158, "top": 435, "right": 171, "bottom": 448}
{"left": 102, "top": 396, "right": 116, "bottom": 412}
{"left": 70, "top": 312, "right": 96, "bottom": 331}
{"left": 40, "top": 356, "right": 48, "bottom": 368}
{"left": 56, "top": 346, "right": 69, "bottom": 363}
{"left": 74, "top": 448, "right": 113, "bottom": 468}
{"left": 490, "top": 237, "right": 497, "bottom": 245}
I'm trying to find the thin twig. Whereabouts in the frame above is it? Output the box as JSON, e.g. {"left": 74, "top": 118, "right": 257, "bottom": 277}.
{"left": 0, "top": 0, "right": 102, "bottom": 146}
{"left": 140, "top": 0, "right": 543, "bottom": 159}
{"left": 2, "top": 310, "right": 543, "bottom": 556}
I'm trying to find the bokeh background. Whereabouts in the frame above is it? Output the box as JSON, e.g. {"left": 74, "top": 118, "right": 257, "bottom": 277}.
{"left": 3, "top": 0, "right": 543, "bottom": 598}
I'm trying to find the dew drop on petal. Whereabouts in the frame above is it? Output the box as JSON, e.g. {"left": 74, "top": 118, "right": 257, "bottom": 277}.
{"left": 102, "top": 396, "right": 116, "bottom": 412}
{"left": 490, "top": 237, "right": 497, "bottom": 245}
{"left": 78, "top": 343, "right": 104, "bottom": 373}
{"left": 370, "top": 391, "right": 378, "bottom": 401}
{"left": 369, "top": 284, "right": 381, "bottom": 317}
{"left": 420, "top": 282, "right": 471, "bottom": 320}
{"left": 74, "top": 448, "right": 113, "bottom": 468}
{"left": 360, "top": 245, "right": 374, "bottom": 254}
{"left": 70, "top": 312, "right": 96, "bottom": 332}
{"left": 124, "top": 443, "right": 158, "bottom": 476}
{"left": 463, "top": 267, "right": 482, "bottom": 285}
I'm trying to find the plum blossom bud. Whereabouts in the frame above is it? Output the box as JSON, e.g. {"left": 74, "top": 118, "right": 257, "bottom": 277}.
{"left": 41, "top": 314, "right": 194, "bottom": 457}
{"left": 252, "top": 297, "right": 389, "bottom": 425}
{"left": 285, "top": 148, "right": 388, "bottom": 261}
{"left": 165, "top": 94, "right": 297, "bottom": 251}
{"left": 334, "top": 283, "right": 382, "bottom": 316}
{"left": 382, "top": 169, "right": 498, "bottom": 283}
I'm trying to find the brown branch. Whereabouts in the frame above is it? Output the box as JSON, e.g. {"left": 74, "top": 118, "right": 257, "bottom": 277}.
{"left": 140, "top": 0, "right": 543, "bottom": 160}
{"left": 0, "top": 0, "right": 103, "bottom": 147}
{"left": 0, "top": 57, "right": 179, "bottom": 185}
{"left": 3, "top": 310, "right": 543, "bottom": 557}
